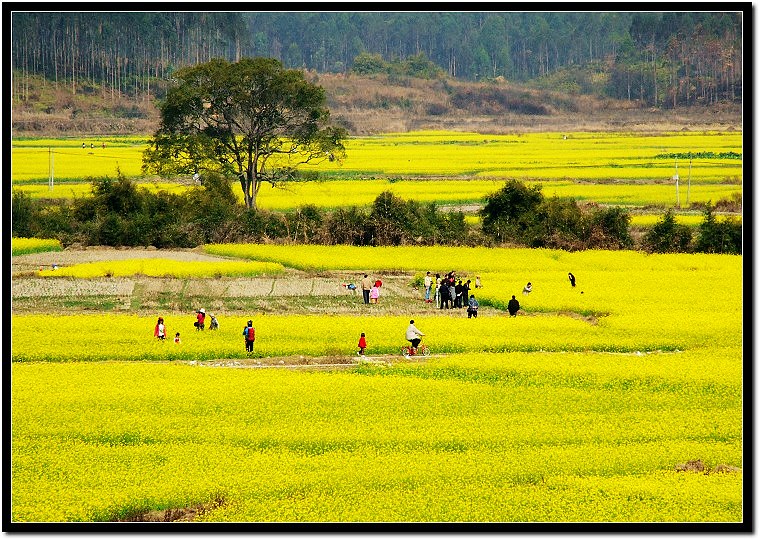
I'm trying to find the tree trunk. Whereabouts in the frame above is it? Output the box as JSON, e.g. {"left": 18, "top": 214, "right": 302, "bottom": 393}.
{"left": 240, "top": 170, "right": 258, "bottom": 210}
{"left": 651, "top": 48, "right": 657, "bottom": 107}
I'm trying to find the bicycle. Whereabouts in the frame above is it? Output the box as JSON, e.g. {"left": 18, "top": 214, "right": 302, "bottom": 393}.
{"left": 401, "top": 343, "right": 430, "bottom": 358}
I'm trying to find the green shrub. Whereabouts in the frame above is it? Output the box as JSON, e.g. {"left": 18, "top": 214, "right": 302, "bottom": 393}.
{"left": 323, "top": 207, "right": 370, "bottom": 245}
{"left": 695, "top": 205, "right": 742, "bottom": 254}
{"left": 480, "top": 180, "right": 544, "bottom": 244}
{"left": 12, "top": 190, "right": 35, "bottom": 238}
{"left": 641, "top": 209, "right": 693, "bottom": 253}
{"left": 586, "top": 205, "right": 634, "bottom": 250}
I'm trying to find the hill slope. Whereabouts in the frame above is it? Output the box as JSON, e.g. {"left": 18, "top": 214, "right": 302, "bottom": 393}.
{"left": 11, "top": 72, "right": 742, "bottom": 137}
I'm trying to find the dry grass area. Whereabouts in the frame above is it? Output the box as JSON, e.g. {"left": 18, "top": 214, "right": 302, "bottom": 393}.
{"left": 12, "top": 72, "right": 742, "bottom": 137}
{"left": 10, "top": 246, "right": 229, "bottom": 275}
{"left": 11, "top": 246, "right": 489, "bottom": 317}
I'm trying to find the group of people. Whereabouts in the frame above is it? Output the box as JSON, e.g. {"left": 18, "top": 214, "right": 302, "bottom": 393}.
{"left": 358, "top": 319, "right": 425, "bottom": 358}
{"left": 155, "top": 311, "right": 258, "bottom": 353}
{"left": 154, "top": 271, "right": 580, "bottom": 358}
{"left": 193, "top": 308, "right": 219, "bottom": 331}
{"left": 424, "top": 270, "right": 477, "bottom": 311}
{"left": 421, "top": 271, "right": 483, "bottom": 319}
{"left": 153, "top": 316, "right": 182, "bottom": 344}
{"left": 358, "top": 274, "right": 383, "bottom": 304}
{"left": 154, "top": 309, "right": 220, "bottom": 345}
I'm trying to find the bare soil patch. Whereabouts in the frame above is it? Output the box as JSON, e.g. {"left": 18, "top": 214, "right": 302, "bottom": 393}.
{"left": 11, "top": 246, "right": 232, "bottom": 275}
{"left": 11, "top": 277, "right": 135, "bottom": 298}
{"left": 115, "top": 496, "right": 225, "bottom": 522}
{"left": 183, "top": 353, "right": 435, "bottom": 369}
{"left": 675, "top": 459, "right": 742, "bottom": 474}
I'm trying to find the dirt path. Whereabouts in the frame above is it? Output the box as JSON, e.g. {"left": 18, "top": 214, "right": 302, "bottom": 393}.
{"left": 177, "top": 353, "right": 435, "bottom": 369}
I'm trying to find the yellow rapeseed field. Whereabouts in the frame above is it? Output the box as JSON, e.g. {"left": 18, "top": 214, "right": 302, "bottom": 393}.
{"left": 11, "top": 237, "right": 62, "bottom": 256}
{"left": 629, "top": 213, "right": 741, "bottom": 227}
{"left": 12, "top": 137, "right": 149, "bottom": 183}
{"left": 12, "top": 348, "right": 741, "bottom": 522}
{"left": 12, "top": 131, "right": 742, "bottom": 184}
{"left": 35, "top": 258, "right": 284, "bottom": 279}
{"left": 14, "top": 178, "right": 743, "bottom": 210}
{"left": 11, "top": 136, "right": 744, "bottom": 523}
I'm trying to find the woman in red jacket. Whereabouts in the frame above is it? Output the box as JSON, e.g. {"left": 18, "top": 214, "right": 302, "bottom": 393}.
{"left": 154, "top": 317, "right": 166, "bottom": 340}
{"left": 195, "top": 308, "right": 206, "bottom": 331}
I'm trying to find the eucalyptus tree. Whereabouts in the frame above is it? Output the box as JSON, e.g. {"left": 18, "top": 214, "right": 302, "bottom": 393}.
{"left": 142, "top": 57, "right": 347, "bottom": 209}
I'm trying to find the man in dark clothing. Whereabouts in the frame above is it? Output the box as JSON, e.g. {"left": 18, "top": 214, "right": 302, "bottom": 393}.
{"left": 568, "top": 272, "right": 576, "bottom": 287}
{"left": 439, "top": 280, "right": 450, "bottom": 309}
{"left": 361, "top": 274, "right": 373, "bottom": 304}
{"left": 455, "top": 280, "right": 464, "bottom": 308}
{"left": 507, "top": 295, "right": 520, "bottom": 317}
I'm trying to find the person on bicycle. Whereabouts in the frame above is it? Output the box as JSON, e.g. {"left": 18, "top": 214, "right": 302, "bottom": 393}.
{"left": 405, "top": 319, "right": 425, "bottom": 356}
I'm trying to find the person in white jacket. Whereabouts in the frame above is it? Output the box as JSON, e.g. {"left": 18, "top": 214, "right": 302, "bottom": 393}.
{"left": 405, "top": 320, "right": 425, "bottom": 355}
{"left": 423, "top": 271, "right": 433, "bottom": 303}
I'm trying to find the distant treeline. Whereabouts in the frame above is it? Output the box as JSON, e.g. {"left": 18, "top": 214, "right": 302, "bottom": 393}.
{"left": 11, "top": 175, "right": 741, "bottom": 255}
{"left": 11, "top": 11, "right": 742, "bottom": 107}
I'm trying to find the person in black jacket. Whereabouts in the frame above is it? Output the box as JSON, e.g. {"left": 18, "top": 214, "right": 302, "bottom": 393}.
{"left": 568, "top": 272, "right": 576, "bottom": 287}
{"left": 507, "top": 295, "right": 520, "bottom": 317}
{"left": 439, "top": 279, "right": 450, "bottom": 309}
{"left": 455, "top": 280, "right": 464, "bottom": 308}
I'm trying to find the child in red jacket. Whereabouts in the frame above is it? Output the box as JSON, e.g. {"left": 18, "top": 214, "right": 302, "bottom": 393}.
{"left": 357, "top": 333, "right": 367, "bottom": 356}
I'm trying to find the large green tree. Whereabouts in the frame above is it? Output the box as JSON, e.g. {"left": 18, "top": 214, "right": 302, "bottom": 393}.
{"left": 142, "top": 57, "right": 347, "bottom": 209}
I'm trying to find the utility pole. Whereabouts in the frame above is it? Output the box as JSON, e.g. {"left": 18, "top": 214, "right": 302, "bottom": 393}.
{"left": 48, "top": 147, "right": 54, "bottom": 191}
{"left": 686, "top": 153, "right": 692, "bottom": 206}
{"left": 673, "top": 157, "right": 679, "bottom": 208}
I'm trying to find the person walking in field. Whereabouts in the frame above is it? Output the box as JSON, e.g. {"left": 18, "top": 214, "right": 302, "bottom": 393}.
{"left": 467, "top": 295, "right": 479, "bottom": 318}
{"left": 361, "top": 274, "right": 373, "bottom": 304}
{"left": 475, "top": 275, "right": 482, "bottom": 289}
{"left": 243, "top": 320, "right": 256, "bottom": 353}
{"left": 507, "top": 295, "right": 520, "bottom": 317}
{"left": 370, "top": 283, "right": 380, "bottom": 304}
{"left": 154, "top": 317, "right": 166, "bottom": 340}
{"left": 174, "top": 332, "right": 181, "bottom": 344}
{"left": 209, "top": 313, "right": 219, "bottom": 330}
{"left": 357, "top": 333, "right": 367, "bottom": 356}
{"left": 568, "top": 273, "right": 576, "bottom": 288}
{"left": 195, "top": 308, "right": 206, "bottom": 331}
{"left": 523, "top": 282, "right": 532, "bottom": 295}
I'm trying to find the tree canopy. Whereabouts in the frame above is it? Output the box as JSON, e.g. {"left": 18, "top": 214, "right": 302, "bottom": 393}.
{"left": 12, "top": 11, "right": 743, "bottom": 107}
{"left": 142, "top": 57, "right": 347, "bottom": 209}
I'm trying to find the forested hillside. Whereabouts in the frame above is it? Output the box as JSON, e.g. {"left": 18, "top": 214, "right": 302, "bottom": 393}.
{"left": 12, "top": 11, "right": 743, "bottom": 108}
